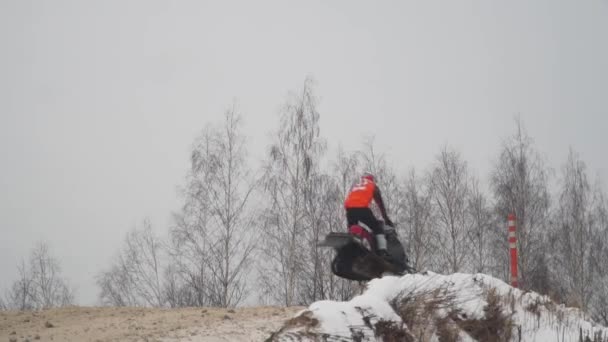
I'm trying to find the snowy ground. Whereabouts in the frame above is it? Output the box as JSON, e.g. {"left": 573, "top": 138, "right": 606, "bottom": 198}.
{"left": 271, "top": 272, "right": 608, "bottom": 342}
{"left": 3, "top": 272, "right": 607, "bottom": 342}
{"left": 0, "top": 306, "right": 303, "bottom": 342}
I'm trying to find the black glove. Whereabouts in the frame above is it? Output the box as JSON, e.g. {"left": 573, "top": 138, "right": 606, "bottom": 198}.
{"left": 385, "top": 218, "right": 394, "bottom": 228}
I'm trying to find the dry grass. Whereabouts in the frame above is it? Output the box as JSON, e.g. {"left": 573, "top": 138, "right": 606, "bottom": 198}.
{"left": 435, "top": 315, "right": 460, "bottom": 342}
{"left": 452, "top": 288, "right": 514, "bottom": 342}
{"left": 374, "top": 319, "right": 414, "bottom": 342}
{"left": 391, "top": 287, "right": 459, "bottom": 341}
{"left": 282, "top": 310, "right": 319, "bottom": 329}
{"left": 265, "top": 310, "right": 319, "bottom": 342}
{"left": 390, "top": 286, "right": 515, "bottom": 342}
{"left": 525, "top": 295, "right": 557, "bottom": 319}
{"left": 564, "top": 326, "right": 608, "bottom": 342}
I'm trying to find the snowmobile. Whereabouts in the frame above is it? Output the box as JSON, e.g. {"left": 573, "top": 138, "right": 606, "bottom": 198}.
{"left": 319, "top": 221, "right": 414, "bottom": 281}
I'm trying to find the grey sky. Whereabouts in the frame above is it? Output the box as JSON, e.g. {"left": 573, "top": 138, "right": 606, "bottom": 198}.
{"left": 1, "top": 0, "right": 607, "bottom": 305}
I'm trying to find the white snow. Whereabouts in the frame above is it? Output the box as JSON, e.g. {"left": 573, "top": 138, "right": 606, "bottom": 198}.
{"left": 272, "top": 272, "right": 608, "bottom": 341}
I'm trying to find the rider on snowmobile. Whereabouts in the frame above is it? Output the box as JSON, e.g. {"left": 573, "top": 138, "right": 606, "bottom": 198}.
{"left": 344, "top": 172, "right": 395, "bottom": 261}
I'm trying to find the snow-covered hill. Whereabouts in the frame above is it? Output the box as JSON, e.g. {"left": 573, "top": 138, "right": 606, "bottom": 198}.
{"left": 269, "top": 272, "right": 608, "bottom": 342}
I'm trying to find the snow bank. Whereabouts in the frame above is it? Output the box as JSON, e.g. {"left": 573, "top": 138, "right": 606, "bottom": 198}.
{"left": 269, "top": 272, "right": 608, "bottom": 341}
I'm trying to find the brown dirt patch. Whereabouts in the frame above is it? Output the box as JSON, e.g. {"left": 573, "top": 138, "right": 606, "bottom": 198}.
{"left": 0, "top": 306, "right": 304, "bottom": 342}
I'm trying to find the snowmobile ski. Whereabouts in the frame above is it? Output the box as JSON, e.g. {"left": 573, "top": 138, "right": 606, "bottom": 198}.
{"left": 318, "top": 232, "right": 357, "bottom": 248}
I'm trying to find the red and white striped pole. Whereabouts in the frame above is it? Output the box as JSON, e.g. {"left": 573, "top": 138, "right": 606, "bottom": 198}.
{"left": 508, "top": 213, "right": 518, "bottom": 288}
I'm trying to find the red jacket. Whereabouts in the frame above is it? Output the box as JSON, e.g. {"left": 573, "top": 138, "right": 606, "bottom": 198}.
{"left": 344, "top": 178, "right": 375, "bottom": 208}
{"left": 344, "top": 178, "right": 390, "bottom": 222}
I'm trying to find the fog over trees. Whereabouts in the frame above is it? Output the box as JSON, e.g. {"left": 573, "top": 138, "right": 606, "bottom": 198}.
{"left": 3, "top": 79, "right": 608, "bottom": 325}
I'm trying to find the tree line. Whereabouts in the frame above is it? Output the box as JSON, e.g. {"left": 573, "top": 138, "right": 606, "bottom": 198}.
{"left": 2, "top": 78, "right": 607, "bottom": 325}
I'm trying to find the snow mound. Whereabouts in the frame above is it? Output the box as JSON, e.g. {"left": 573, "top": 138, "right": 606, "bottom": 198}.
{"left": 268, "top": 272, "right": 608, "bottom": 342}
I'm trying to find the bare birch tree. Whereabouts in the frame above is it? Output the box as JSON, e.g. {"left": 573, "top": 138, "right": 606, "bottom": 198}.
{"left": 467, "top": 178, "right": 493, "bottom": 273}
{"left": 589, "top": 184, "right": 608, "bottom": 324}
{"left": 96, "top": 220, "right": 165, "bottom": 307}
{"left": 168, "top": 141, "right": 214, "bottom": 307}
{"left": 28, "top": 243, "right": 74, "bottom": 309}
{"left": 162, "top": 264, "right": 196, "bottom": 308}
{"left": 202, "top": 107, "right": 256, "bottom": 307}
{"left": 401, "top": 169, "right": 436, "bottom": 271}
{"left": 5, "top": 260, "right": 36, "bottom": 310}
{"left": 260, "top": 77, "right": 325, "bottom": 306}
{"left": 96, "top": 256, "right": 139, "bottom": 307}
{"left": 490, "top": 119, "right": 550, "bottom": 291}
{"left": 5, "top": 243, "right": 74, "bottom": 310}
{"left": 333, "top": 147, "right": 361, "bottom": 199}
{"left": 169, "top": 105, "right": 256, "bottom": 307}
{"left": 298, "top": 173, "right": 342, "bottom": 302}
{"left": 552, "top": 149, "right": 598, "bottom": 311}
{"left": 430, "top": 146, "right": 471, "bottom": 273}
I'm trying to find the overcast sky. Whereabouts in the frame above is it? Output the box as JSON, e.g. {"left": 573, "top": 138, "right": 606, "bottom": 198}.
{"left": 1, "top": 0, "right": 607, "bottom": 306}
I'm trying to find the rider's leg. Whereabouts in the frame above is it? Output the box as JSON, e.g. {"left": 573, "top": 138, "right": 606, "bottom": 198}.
{"left": 355, "top": 209, "right": 391, "bottom": 257}
{"left": 345, "top": 208, "right": 359, "bottom": 228}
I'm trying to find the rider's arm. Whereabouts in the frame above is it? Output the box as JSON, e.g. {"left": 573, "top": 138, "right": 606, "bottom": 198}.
{"left": 373, "top": 186, "right": 391, "bottom": 224}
